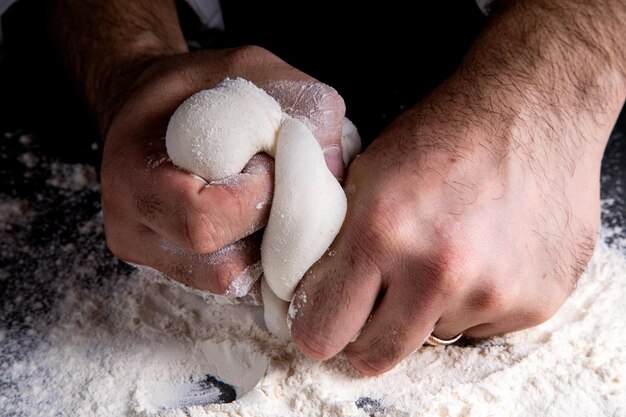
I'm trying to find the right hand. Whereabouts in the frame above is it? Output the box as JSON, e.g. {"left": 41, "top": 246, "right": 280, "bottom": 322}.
{"left": 101, "top": 46, "right": 346, "bottom": 296}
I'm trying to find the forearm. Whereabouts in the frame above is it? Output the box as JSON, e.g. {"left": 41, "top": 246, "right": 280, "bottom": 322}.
{"left": 50, "top": 0, "right": 188, "bottom": 134}
{"left": 432, "top": 0, "right": 626, "bottom": 164}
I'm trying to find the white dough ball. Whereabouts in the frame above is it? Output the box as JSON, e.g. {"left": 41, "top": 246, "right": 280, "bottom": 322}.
{"left": 165, "top": 78, "right": 283, "bottom": 181}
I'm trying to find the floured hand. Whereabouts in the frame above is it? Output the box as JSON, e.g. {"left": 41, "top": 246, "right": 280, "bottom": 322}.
{"left": 101, "top": 47, "right": 347, "bottom": 295}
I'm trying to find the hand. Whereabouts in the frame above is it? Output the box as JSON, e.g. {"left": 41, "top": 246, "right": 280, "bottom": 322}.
{"left": 290, "top": 0, "right": 625, "bottom": 376}
{"left": 289, "top": 84, "right": 605, "bottom": 374}
{"left": 101, "top": 46, "right": 346, "bottom": 295}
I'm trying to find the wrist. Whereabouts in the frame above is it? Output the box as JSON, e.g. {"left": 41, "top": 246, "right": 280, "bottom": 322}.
{"left": 421, "top": 0, "right": 626, "bottom": 168}
{"left": 86, "top": 38, "right": 189, "bottom": 137}
{"left": 50, "top": 0, "right": 189, "bottom": 136}
{"left": 90, "top": 51, "right": 187, "bottom": 136}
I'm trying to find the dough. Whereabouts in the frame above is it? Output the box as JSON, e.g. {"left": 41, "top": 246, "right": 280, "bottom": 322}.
{"left": 166, "top": 78, "right": 360, "bottom": 338}
{"left": 261, "top": 117, "right": 346, "bottom": 301}
{"left": 260, "top": 279, "right": 290, "bottom": 339}
{"left": 166, "top": 78, "right": 282, "bottom": 180}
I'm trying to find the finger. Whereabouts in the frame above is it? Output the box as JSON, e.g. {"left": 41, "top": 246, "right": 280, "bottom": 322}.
{"left": 463, "top": 293, "right": 563, "bottom": 339}
{"left": 436, "top": 271, "right": 565, "bottom": 340}
{"left": 421, "top": 279, "right": 521, "bottom": 342}
{"left": 322, "top": 145, "right": 345, "bottom": 181}
{"left": 344, "top": 280, "right": 442, "bottom": 376}
{"left": 427, "top": 294, "right": 474, "bottom": 341}
{"left": 430, "top": 314, "right": 474, "bottom": 342}
{"left": 289, "top": 242, "right": 382, "bottom": 361}
{"left": 105, "top": 214, "right": 263, "bottom": 295}
{"left": 463, "top": 311, "right": 542, "bottom": 339}
{"left": 129, "top": 146, "right": 274, "bottom": 254}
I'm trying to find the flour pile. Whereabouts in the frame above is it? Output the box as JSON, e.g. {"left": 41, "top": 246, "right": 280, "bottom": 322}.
{"left": 1, "top": 129, "right": 626, "bottom": 417}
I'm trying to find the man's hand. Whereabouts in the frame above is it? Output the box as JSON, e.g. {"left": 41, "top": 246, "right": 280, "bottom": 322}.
{"left": 102, "top": 48, "right": 345, "bottom": 294}
{"left": 51, "top": 0, "right": 346, "bottom": 295}
{"left": 290, "top": 0, "right": 626, "bottom": 375}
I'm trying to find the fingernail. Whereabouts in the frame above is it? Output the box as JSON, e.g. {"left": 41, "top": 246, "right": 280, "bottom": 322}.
{"left": 323, "top": 146, "right": 344, "bottom": 179}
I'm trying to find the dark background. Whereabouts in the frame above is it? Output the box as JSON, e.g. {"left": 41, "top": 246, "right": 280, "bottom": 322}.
{"left": 0, "top": 0, "right": 487, "bottom": 152}
{"left": 0, "top": 0, "right": 626, "bottom": 237}
{"left": 1, "top": 0, "right": 623, "bottom": 242}
{"left": 0, "top": 0, "right": 624, "bottom": 248}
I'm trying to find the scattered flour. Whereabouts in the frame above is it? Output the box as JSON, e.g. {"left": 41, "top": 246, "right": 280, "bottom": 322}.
{"left": 1, "top": 129, "right": 626, "bottom": 417}
{"left": 2, "top": 242, "right": 626, "bottom": 417}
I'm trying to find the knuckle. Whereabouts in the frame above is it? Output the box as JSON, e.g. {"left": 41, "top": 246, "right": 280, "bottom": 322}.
{"left": 211, "top": 262, "right": 240, "bottom": 295}
{"left": 431, "top": 265, "right": 465, "bottom": 296}
{"left": 312, "top": 84, "right": 345, "bottom": 114}
{"left": 427, "top": 242, "right": 473, "bottom": 295}
{"left": 468, "top": 283, "right": 511, "bottom": 313}
{"left": 438, "top": 272, "right": 465, "bottom": 296}
{"left": 228, "top": 45, "right": 277, "bottom": 66}
{"left": 276, "top": 82, "right": 346, "bottom": 146}
{"left": 159, "top": 259, "right": 237, "bottom": 294}
{"left": 301, "top": 83, "right": 346, "bottom": 128}
{"left": 345, "top": 198, "right": 412, "bottom": 272}
{"left": 347, "top": 331, "right": 405, "bottom": 376}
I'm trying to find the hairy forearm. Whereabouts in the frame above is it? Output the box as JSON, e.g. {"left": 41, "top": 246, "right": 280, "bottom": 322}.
{"left": 474, "top": 0, "right": 626, "bottom": 99}
{"left": 431, "top": 0, "right": 626, "bottom": 165}
{"left": 50, "top": 0, "right": 188, "bottom": 134}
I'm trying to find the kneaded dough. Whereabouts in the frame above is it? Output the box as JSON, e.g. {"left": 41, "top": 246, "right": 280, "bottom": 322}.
{"left": 260, "top": 279, "right": 290, "bottom": 339}
{"left": 261, "top": 117, "right": 346, "bottom": 301}
{"left": 166, "top": 78, "right": 360, "bottom": 337}
{"left": 166, "top": 78, "right": 283, "bottom": 180}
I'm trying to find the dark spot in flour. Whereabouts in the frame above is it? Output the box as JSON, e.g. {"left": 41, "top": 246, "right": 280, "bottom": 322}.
{"left": 355, "top": 397, "right": 385, "bottom": 416}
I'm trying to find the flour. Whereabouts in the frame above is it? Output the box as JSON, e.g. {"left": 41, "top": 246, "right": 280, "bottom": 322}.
{"left": 2, "top": 129, "right": 626, "bottom": 417}
{"left": 5, "top": 243, "right": 626, "bottom": 417}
